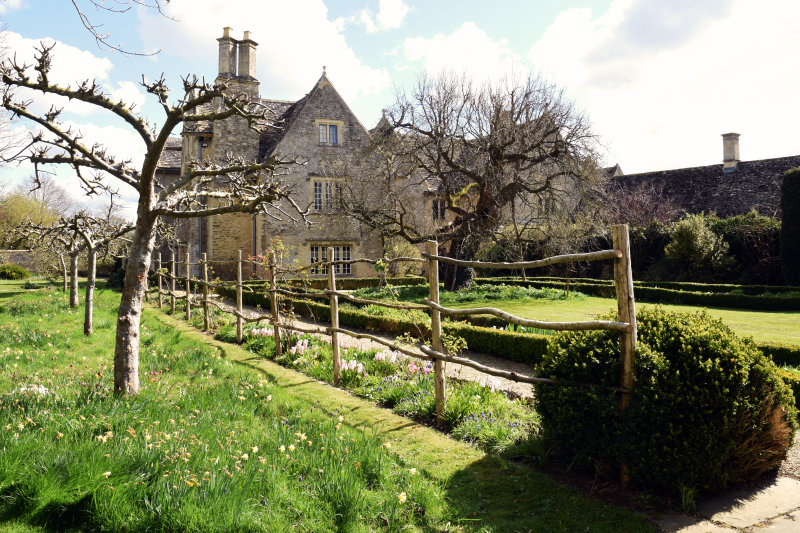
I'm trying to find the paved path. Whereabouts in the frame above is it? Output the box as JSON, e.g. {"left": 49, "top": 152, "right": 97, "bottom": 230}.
{"left": 656, "top": 470, "right": 800, "bottom": 532}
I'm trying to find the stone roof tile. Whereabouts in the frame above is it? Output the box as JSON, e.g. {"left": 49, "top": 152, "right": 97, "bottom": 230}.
{"left": 614, "top": 155, "right": 800, "bottom": 217}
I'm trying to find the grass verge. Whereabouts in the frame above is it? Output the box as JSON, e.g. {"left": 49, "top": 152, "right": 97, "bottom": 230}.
{"left": 0, "top": 283, "right": 656, "bottom": 531}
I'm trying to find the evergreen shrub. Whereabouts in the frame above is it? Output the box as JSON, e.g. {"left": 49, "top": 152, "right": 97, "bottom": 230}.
{"left": 0, "top": 264, "right": 31, "bottom": 280}
{"left": 781, "top": 167, "right": 800, "bottom": 284}
{"left": 535, "top": 307, "right": 797, "bottom": 494}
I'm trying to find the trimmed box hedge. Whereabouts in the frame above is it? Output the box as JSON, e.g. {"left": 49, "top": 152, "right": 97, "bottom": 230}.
{"left": 476, "top": 278, "right": 800, "bottom": 311}
{"left": 215, "top": 285, "right": 550, "bottom": 365}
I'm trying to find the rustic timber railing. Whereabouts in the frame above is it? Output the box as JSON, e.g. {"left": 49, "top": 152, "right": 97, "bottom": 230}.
{"left": 149, "top": 223, "right": 636, "bottom": 416}
{"left": 150, "top": 224, "right": 637, "bottom": 484}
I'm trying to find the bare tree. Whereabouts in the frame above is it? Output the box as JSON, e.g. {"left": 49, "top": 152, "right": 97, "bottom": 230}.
{"left": 18, "top": 218, "right": 84, "bottom": 306}
{"left": 2, "top": 43, "right": 305, "bottom": 394}
{"left": 69, "top": 0, "right": 171, "bottom": 56}
{"left": 340, "top": 72, "right": 602, "bottom": 288}
{"left": 72, "top": 210, "right": 135, "bottom": 335}
{"left": 605, "top": 179, "right": 683, "bottom": 227}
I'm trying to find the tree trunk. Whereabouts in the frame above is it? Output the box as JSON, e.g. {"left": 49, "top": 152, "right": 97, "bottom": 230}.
{"left": 84, "top": 247, "right": 96, "bottom": 336}
{"left": 442, "top": 232, "right": 479, "bottom": 291}
{"left": 69, "top": 251, "right": 79, "bottom": 307}
{"left": 113, "top": 217, "right": 157, "bottom": 395}
{"left": 59, "top": 254, "right": 67, "bottom": 292}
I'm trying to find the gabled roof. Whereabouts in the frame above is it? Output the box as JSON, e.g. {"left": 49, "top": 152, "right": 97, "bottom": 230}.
{"left": 257, "top": 96, "right": 306, "bottom": 160}
{"left": 258, "top": 71, "right": 370, "bottom": 162}
{"left": 614, "top": 155, "right": 800, "bottom": 217}
{"left": 156, "top": 137, "right": 183, "bottom": 172}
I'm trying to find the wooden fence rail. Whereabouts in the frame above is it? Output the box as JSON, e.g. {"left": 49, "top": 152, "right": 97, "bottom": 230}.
{"left": 149, "top": 224, "right": 637, "bottom": 481}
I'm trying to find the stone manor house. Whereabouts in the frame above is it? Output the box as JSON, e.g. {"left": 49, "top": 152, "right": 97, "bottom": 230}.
{"left": 157, "top": 28, "right": 391, "bottom": 278}
{"left": 157, "top": 29, "right": 798, "bottom": 279}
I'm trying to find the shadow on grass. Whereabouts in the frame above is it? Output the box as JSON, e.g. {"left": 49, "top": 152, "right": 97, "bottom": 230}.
{"left": 444, "top": 454, "right": 656, "bottom": 532}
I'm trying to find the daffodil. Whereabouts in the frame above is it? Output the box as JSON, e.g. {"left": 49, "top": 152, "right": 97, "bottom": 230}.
{"left": 397, "top": 492, "right": 407, "bottom": 503}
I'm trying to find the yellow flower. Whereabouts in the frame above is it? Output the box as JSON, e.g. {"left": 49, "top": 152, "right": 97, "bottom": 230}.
{"left": 288, "top": 444, "right": 295, "bottom": 452}
{"left": 338, "top": 415, "right": 344, "bottom": 422}
{"left": 279, "top": 445, "right": 286, "bottom": 453}
{"left": 56, "top": 432, "right": 64, "bottom": 439}
{"left": 102, "top": 472, "right": 111, "bottom": 478}
{"left": 266, "top": 395, "right": 272, "bottom": 401}
{"left": 397, "top": 492, "right": 407, "bottom": 503}
{"left": 252, "top": 446, "right": 259, "bottom": 453}
{"left": 382, "top": 442, "right": 391, "bottom": 449}
{"left": 241, "top": 453, "right": 249, "bottom": 461}
{"left": 408, "top": 468, "right": 417, "bottom": 475}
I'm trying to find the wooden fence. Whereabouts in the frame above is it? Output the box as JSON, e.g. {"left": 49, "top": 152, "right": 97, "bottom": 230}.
{"left": 150, "top": 224, "right": 637, "bottom": 482}
{"left": 149, "top": 223, "right": 636, "bottom": 418}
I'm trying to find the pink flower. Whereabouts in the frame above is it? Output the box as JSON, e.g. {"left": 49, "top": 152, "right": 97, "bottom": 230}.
{"left": 374, "top": 352, "right": 386, "bottom": 362}
{"left": 422, "top": 363, "right": 432, "bottom": 375}
{"left": 408, "top": 362, "right": 418, "bottom": 374}
{"left": 356, "top": 363, "right": 364, "bottom": 374}
{"left": 388, "top": 352, "right": 398, "bottom": 364}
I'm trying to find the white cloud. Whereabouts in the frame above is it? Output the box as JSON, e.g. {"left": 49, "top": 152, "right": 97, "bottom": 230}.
{"left": 528, "top": 0, "right": 800, "bottom": 172}
{"left": 110, "top": 81, "right": 146, "bottom": 111}
{"left": 0, "top": 0, "right": 24, "bottom": 15}
{"left": 3, "top": 31, "right": 118, "bottom": 116}
{"left": 136, "top": 0, "right": 390, "bottom": 102}
{"left": 402, "top": 22, "right": 527, "bottom": 84}
{"left": 359, "top": 0, "right": 410, "bottom": 33}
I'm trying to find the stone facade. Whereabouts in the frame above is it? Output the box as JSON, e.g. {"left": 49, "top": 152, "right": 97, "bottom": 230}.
{"left": 156, "top": 28, "right": 383, "bottom": 279}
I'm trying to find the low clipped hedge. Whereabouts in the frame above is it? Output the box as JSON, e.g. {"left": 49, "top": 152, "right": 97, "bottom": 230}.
{"left": 0, "top": 264, "right": 31, "bottom": 280}
{"left": 759, "top": 342, "right": 800, "bottom": 367}
{"left": 536, "top": 307, "right": 798, "bottom": 495}
{"left": 283, "top": 276, "right": 427, "bottom": 290}
{"left": 477, "top": 278, "right": 800, "bottom": 311}
{"left": 780, "top": 370, "right": 800, "bottom": 405}
{"left": 215, "top": 285, "right": 550, "bottom": 365}
{"left": 489, "top": 277, "right": 800, "bottom": 295}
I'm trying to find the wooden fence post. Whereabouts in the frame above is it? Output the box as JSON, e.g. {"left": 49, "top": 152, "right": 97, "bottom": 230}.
{"left": 328, "top": 247, "right": 341, "bottom": 385}
{"left": 157, "top": 253, "right": 163, "bottom": 308}
{"left": 236, "top": 250, "right": 243, "bottom": 344}
{"left": 202, "top": 253, "right": 209, "bottom": 331}
{"left": 170, "top": 253, "right": 176, "bottom": 314}
{"left": 428, "top": 240, "right": 446, "bottom": 424}
{"left": 612, "top": 223, "right": 637, "bottom": 487}
{"left": 185, "top": 252, "right": 191, "bottom": 322}
{"left": 269, "top": 250, "right": 281, "bottom": 357}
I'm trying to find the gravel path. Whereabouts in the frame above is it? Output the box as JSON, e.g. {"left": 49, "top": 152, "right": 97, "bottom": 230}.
{"left": 202, "top": 293, "right": 537, "bottom": 398}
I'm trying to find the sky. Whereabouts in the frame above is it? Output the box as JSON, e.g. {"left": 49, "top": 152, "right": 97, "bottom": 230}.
{"left": 1, "top": 0, "right": 799, "bottom": 217}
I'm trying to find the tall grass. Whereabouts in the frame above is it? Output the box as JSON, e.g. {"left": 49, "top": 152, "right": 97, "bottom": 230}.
{"left": 0, "top": 287, "right": 443, "bottom": 531}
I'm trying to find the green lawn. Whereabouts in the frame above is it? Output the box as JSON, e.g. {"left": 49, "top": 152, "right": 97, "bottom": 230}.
{"left": 450, "top": 296, "right": 800, "bottom": 346}
{"left": 0, "top": 281, "right": 655, "bottom": 532}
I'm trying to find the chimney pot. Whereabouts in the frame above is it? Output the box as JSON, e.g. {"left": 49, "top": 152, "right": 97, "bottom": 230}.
{"left": 217, "top": 27, "right": 236, "bottom": 78}
{"left": 722, "top": 132, "right": 740, "bottom": 171}
{"left": 237, "top": 31, "right": 258, "bottom": 81}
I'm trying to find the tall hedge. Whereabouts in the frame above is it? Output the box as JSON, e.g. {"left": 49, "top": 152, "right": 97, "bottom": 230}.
{"left": 781, "top": 167, "right": 800, "bottom": 285}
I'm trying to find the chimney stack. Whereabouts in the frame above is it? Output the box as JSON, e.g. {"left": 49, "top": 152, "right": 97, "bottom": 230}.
{"left": 236, "top": 30, "right": 258, "bottom": 81}
{"left": 722, "top": 132, "right": 740, "bottom": 171}
{"left": 217, "top": 26, "right": 236, "bottom": 78}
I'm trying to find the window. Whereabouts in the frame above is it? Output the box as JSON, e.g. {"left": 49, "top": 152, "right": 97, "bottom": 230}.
{"left": 310, "top": 245, "right": 351, "bottom": 275}
{"left": 315, "top": 119, "right": 343, "bottom": 145}
{"left": 318, "top": 124, "right": 338, "bottom": 144}
{"left": 432, "top": 198, "right": 447, "bottom": 221}
{"left": 312, "top": 179, "right": 342, "bottom": 211}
